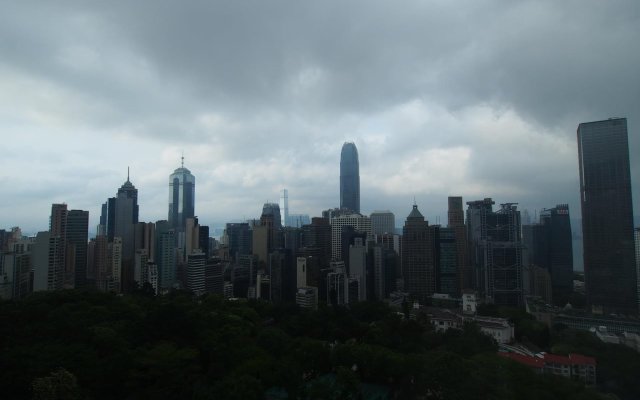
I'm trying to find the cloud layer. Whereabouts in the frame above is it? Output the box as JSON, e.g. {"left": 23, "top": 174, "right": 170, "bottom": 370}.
{"left": 0, "top": 1, "right": 638, "bottom": 246}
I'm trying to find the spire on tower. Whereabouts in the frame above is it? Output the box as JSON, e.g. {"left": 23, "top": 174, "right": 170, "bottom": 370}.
{"left": 181, "top": 151, "right": 184, "bottom": 168}
{"left": 127, "top": 166, "right": 130, "bottom": 181}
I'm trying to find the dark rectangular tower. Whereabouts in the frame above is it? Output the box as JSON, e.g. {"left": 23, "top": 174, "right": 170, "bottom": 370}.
{"left": 578, "top": 118, "right": 637, "bottom": 315}
{"left": 66, "top": 210, "right": 89, "bottom": 288}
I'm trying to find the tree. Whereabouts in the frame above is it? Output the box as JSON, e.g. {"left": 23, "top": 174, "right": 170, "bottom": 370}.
{"left": 31, "top": 368, "right": 79, "bottom": 400}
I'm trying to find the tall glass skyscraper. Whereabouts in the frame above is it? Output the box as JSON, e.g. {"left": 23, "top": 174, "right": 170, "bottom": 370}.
{"left": 168, "top": 157, "right": 195, "bottom": 233}
{"left": 578, "top": 118, "right": 637, "bottom": 315}
{"left": 340, "top": 142, "right": 360, "bottom": 213}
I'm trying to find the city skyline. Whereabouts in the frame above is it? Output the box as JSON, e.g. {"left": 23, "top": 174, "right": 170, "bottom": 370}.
{"left": 0, "top": 1, "right": 638, "bottom": 239}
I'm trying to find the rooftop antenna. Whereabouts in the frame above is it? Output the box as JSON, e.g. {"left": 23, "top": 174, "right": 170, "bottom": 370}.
{"left": 181, "top": 151, "right": 184, "bottom": 168}
{"left": 413, "top": 196, "right": 417, "bottom": 206}
{"left": 127, "top": 166, "right": 130, "bottom": 181}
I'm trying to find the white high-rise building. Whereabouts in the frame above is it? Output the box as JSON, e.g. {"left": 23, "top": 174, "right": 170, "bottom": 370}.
{"left": 330, "top": 214, "right": 372, "bottom": 261}
{"left": 280, "top": 189, "right": 289, "bottom": 227}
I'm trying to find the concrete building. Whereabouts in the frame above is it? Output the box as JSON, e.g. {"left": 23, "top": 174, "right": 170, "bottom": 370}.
{"left": 32, "top": 231, "right": 50, "bottom": 292}
{"left": 296, "top": 286, "right": 318, "bottom": 309}
{"left": 467, "top": 199, "right": 523, "bottom": 307}
{"left": 327, "top": 262, "right": 349, "bottom": 305}
{"left": 424, "top": 307, "right": 514, "bottom": 344}
{"left": 500, "top": 352, "right": 596, "bottom": 384}
{"left": 186, "top": 251, "right": 206, "bottom": 296}
{"left": 348, "top": 237, "right": 367, "bottom": 301}
{"left": 330, "top": 214, "right": 371, "bottom": 261}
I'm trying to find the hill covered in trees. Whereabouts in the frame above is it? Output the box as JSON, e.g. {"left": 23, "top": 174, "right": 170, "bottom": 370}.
{"left": 0, "top": 291, "right": 612, "bottom": 399}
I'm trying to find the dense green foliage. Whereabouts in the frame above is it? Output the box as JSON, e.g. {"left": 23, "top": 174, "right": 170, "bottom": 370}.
{"left": 478, "top": 304, "right": 640, "bottom": 400}
{"left": 551, "top": 327, "right": 640, "bottom": 400}
{"left": 1, "top": 291, "right": 608, "bottom": 399}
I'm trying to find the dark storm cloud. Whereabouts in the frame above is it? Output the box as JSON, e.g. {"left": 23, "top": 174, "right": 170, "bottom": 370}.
{"left": 0, "top": 0, "right": 638, "bottom": 237}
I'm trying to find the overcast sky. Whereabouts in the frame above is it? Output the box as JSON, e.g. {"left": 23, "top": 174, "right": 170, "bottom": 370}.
{"left": 1, "top": 1, "right": 638, "bottom": 242}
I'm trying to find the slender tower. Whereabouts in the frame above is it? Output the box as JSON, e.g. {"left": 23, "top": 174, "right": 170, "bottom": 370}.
{"left": 280, "top": 189, "right": 289, "bottom": 227}
{"left": 340, "top": 142, "right": 360, "bottom": 213}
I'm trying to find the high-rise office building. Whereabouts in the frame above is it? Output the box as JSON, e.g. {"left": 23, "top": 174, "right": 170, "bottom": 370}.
{"left": 467, "top": 199, "right": 523, "bottom": 307}
{"left": 155, "top": 220, "right": 176, "bottom": 291}
{"left": 635, "top": 228, "right": 640, "bottom": 312}
{"left": 432, "top": 226, "right": 458, "bottom": 297}
{"left": 99, "top": 197, "right": 116, "bottom": 241}
{"left": 538, "top": 204, "right": 574, "bottom": 306}
{"left": 401, "top": 204, "right": 435, "bottom": 303}
{"left": 66, "top": 210, "right": 89, "bottom": 288}
{"left": 340, "top": 142, "right": 360, "bottom": 213}
{"left": 349, "top": 237, "right": 367, "bottom": 302}
{"left": 330, "top": 213, "right": 371, "bottom": 261}
{"left": 370, "top": 211, "right": 395, "bottom": 235}
{"left": 578, "top": 118, "right": 637, "bottom": 315}
{"left": 168, "top": 157, "right": 195, "bottom": 234}
{"left": 448, "top": 196, "right": 470, "bottom": 291}
{"left": 280, "top": 189, "right": 289, "bottom": 227}
{"left": 48, "top": 204, "right": 67, "bottom": 290}
{"left": 225, "top": 223, "right": 252, "bottom": 263}
{"left": 255, "top": 203, "right": 282, "bottom": 261}
{"left": 114, "top": 171, "right": 139, "bottom": 292}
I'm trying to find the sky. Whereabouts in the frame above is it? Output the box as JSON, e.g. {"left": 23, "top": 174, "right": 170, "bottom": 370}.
{"left": 1, "top": 1, "right": 639, "bottom": 246}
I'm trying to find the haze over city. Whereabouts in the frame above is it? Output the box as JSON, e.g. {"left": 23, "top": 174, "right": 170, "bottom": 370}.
{"left": 0, "top": 0, "right": 638, "bottom": 242}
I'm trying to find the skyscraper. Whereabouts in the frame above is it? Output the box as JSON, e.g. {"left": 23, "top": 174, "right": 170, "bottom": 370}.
{"left": 168, "top": 157, "right": 195, "bottom": 234}
{"left": 280, "top": 189, "right": 289, "bottom": 227}
{"left": 114, "top": 170, "right": 139, "bottom": 292}
{"left": 48, "top": 204, "right": 67, "bottom": 290}
{"left": 340, "top": 142, "right": 360, "bottom": 213}
{"left": 401, "top": 204, "right": 435, "bottom": 303}
{"left": 330, "top": 213, "right": 371, "bottom": 261}
{"left": 578, "top": 118, "right": 637, "bottom": 315}
{"left": 467, "top": 199, "right": 523, "bottom": 307}
{"left": 66, "top": 210, "right": 89, "bottom": 288}
{"left": 448, "top": 196, "right": 470, "bottom": 291}
{"left": 635, "top": 228, "right": 640, "bottom": 312}
{"left": 538, "top": 204, "right": 574, "bottom": 306}
{"left": 370, "top": 210, "right": 395, "bottom": 235}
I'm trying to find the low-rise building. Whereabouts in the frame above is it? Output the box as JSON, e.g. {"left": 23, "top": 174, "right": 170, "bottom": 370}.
{"left": 500, "top": 352, "right": 596, "bottom": 385}
{"left": 296, "top": 286, "right": 318, "bottom": 309}
{"left": 424, "top": 307, "right": 514, "bottom": 344}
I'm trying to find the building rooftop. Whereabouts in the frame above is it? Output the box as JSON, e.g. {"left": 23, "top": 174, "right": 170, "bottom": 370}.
{"left": 569, "top": 353, "right": 596, "bottom": 366}
{"left": 499, "top": 352, "right": 544, "bottom": 369}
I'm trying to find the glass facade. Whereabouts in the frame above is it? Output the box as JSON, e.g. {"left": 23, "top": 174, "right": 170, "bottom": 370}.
{"left": 578, "top": 118, "right": 637, "bottom": 315}
{"left": 168, "top": 165, "right": 195, "bottom": 233}
{"left": 340, "top": 142, "right": 360, "bottom": 213}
